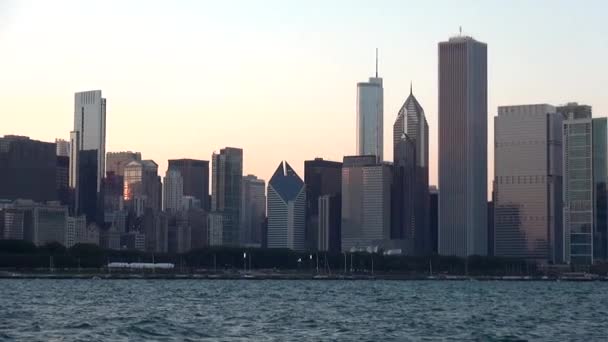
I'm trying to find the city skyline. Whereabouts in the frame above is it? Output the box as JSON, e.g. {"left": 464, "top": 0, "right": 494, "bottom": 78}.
{"left": 1, "top": 1, "right": 606, "bottom": 192}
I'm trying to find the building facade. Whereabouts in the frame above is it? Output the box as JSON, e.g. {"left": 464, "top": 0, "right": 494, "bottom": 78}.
{"left": 0, "top": 135, "right": 57, "bottom": 203}
{"left": 392, "top": 87, "right": 430, "bottom": 255}
{"left": 561, "top": 103, "right": 594, "bottom": 265}
{"left": 70, "top": 90, "right": 106, "bottom": 192}
{"left": 438, "top": 35, "right": 488, "bottom": 257}
{"left": 592, "top": 118, "right": 608, "bottom": 262}
{"left": 168, "top": 159, "right": 210, "bottom": 210}
{"left": 267, "top": 161, "right": 306, "bottom": 251}
{"left": 304, "top": 158, "right": 342, "bottom": 250}
{"left": 106, "top": 151, "right": 141, "bottom": 176}
{"left": 241, "top": 175, "right": 266, "bottom": 247}
{"left": 318, "top": 194, "right": 341, "bottom": 253}
{"left": 356, "top": 53, "right": 384, "bottom": 162}
{"left": 163, "top": 169, "right": 184, "bottom": 213}
{"left": 341, "top": 156, "right": 392, "bottom": 252}
{"left": 494, "top": 104, "right": 564, "bottom": 262}
{"left": 211, "top": 148, "right": 243, "bottom": 246}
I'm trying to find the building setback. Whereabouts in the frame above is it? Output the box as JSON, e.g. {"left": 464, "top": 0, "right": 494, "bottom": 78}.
{"left": 494, "top": 104, "right": 564, "bottom": 262}
{"left": 106, "top": 151, "right": 141, "bottom": 177}
{"left": 267, "top": 161, "right": 306, "bottom": 251}
{"left": 438, "top": 34, "right": 488, "bottom": 257}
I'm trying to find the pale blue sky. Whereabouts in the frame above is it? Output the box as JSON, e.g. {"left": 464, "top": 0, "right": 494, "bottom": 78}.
{"left": 1, "top": 0, "right": 606, "bottom": 189}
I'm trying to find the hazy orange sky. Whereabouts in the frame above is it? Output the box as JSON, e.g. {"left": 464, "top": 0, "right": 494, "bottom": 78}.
{"left": 1, "top": 1, "right": 606, "bottom": 192}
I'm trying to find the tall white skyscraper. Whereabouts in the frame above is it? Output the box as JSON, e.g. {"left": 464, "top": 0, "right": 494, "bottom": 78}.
{"left": 356, "top": 50, "right": 383, "bottom": 162}
{"left": 438, "top": 35, "right": 488, "bottom": 257}
{"left": 70, "top": 90, "right": 106, "bottom": 191}
{"left": 163, "top": 169, "right": 184, "bottom": 213}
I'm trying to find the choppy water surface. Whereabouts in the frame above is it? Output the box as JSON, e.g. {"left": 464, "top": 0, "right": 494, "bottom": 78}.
{"left": 0, "top": 280, "right": 607, "bottom": 341}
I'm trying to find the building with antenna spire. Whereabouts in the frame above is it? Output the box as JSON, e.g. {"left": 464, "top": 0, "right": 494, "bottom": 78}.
{"left": 356, "top": 49, "right": 384, "bottom": 162}
{"left": 392, "top": 84, "right": 430, "bottom": 255}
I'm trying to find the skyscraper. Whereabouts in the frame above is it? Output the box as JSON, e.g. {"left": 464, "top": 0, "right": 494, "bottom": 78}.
{"left": 211, "top": 147, "right": 243, "bottom": 246}
{"left": 106, "top": 151, "right": 141, "bottom": 177}
{"left": 0, "top": 135, "right": 56, "bottom": 203}
{"left": 494, "top": 104, "right": 564, "bottom": 262}
{"left": 267, "top": 161, "right": 306, "bottom": 251}
{"left": 77, "top": 150, "right": 99, "bottom": 223}
{"left": 341, "top": 155, "right": 392, "bottom": 252}
{"left": 163, "top": 169, "right": 184, "bottom": 213}
{"left": 592, "top": 118, "right": 608, "bottom": 262}
{"left": 561, "top": 103, "right": 594, "bottom": 265}
{"left": 356, "top": 50, "right": 383, "bottom": 162}
{"left": 304, "top": 158, "right": 342, "bottom": 250}
{"left": 392, "top": 86, "right": 430, "bottom": 255}
{"left": 241, "top": 175, "right": 266, "bottom": 247}
{"left": 55, "top": 139, "right": 70, "bottom": 157}
{"left": 70, "top": 90, "right": 106, "bottom": 192}
{"left": 168, "top": 159, "right": 210, "bottom": 210}
{"left": 123, "top": 160, "right": 162, "bottom": 216}
{"left": 438, "top": 34, "right": 488, "bottom": 257}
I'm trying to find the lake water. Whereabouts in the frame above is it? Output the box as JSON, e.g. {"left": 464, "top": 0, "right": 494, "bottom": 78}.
{"left": 0, "top": 280, "right": 606, "bottom": 341}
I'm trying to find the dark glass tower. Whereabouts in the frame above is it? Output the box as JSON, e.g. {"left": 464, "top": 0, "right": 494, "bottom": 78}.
{"left": 0, "top": 135, "right": 57, "bottom": 203}
{"left": 168, "top": 159, "right": 210, "bottom": 211}
{"left": 304, "top": 158, "right": 342, "bottom": 251}
{"left": 211, "top": 148, "right": 243, "bottom": 246}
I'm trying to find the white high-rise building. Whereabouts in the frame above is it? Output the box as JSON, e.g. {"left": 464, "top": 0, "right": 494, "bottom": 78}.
{"left": 356, "top": 50, "right": 383, "bottom": 162}
{"left": 55, "top": 139, "right": 70, "bottom": 157}
{"left": 267, "top": 161, "right": 306, "bottom": 251}
{"left": 163, "top": 169, "right": 184, "bottom": 212}
{"left": 70, "top": 90, "right": 106, "bottom": 191}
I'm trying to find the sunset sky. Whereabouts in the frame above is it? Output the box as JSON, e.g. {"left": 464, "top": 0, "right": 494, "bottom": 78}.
{"left": 1, "top": 0, "right": 606, "bottom": 192}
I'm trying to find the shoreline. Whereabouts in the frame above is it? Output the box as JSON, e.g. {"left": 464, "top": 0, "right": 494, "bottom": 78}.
{"left": 1, "top": 272, "right": 607, "bottom": 282}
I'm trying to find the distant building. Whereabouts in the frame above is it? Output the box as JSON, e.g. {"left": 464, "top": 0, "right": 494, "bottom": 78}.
{"left": 267, "top": 161, "right": 306, "bottom": 251}
{"left": 341, "top": 156, "right": 392, "bottom": 252}
{"left": 10, "top": 200, "right": 68, "bottom": 246}
{"left": 100, "top": 227, "right": 121, "bottom": 250}
{"left": 438, "top": 34, "right": 488, "bottom": 257}
{"left": 593, "top": 117, "right": 608, "bottom": 262}
{"left": 211, "top": 148, "right": 243, "bottom": 246}
{"left": 106, "top": 151, "right": 141, "bottom": 176}
{"left": 182, "top": 196, "right": 201, "bottom": 211}
{"left": 77, "top": 150, "right": 99, "bottom": 223}
{"left": 0, "top": 135, "right": 57, "bottom": 203}
{"left": 304, "top": 158, "right": 342, "bottom": 251}
{"left": 102, "top": 172, "right": 124, "bottom": 227}
{"left": 120, "top": 231, "right": 145, "bottom": 251}
{"left": 70, "top": 90, "right": 106, "bottom": 193}
{"left": 187, "top": 208, "right": 208, "bottom": 249}
{"left": 163, "top": 169, "right": 184, "bottom": 213}
{"left": 561, "top": 103, "right": 594, "bottom": 265}
{"left": 357, "top": 52, "right": 384, "bottom": 162}
{"left": 393, "top": 86, "right": 430, "bottom": 255}
{"left": 124, "top": 160, "right": 162, "bottom": 215}
{"left": 0, "top": 208, "right": 25, "bottom": 240}
{"left": 208, "top": 212, "right": 223, "bottom": 247}
{"left": 429, "top": 186, "right": 438, "bottom": 254}
{"left": 318, "top": 194, "right": 341, "bottom": 253}
{"left": 169, "top": 224, "right": 191, "bottom": 254}
{"left": 241, "top": 175, "right": 266, "bottom": 247}
{"left": 494, "top": 104, "right": 564, "bottom": 263}
{"left": 56, "top": 156, "right": 70, "bottom": 206}
{"left": 55, "top": 139, "right": 70, "bottom": 157}
{"left": 143, "top": 208, "right": 168, "bottom": 253}
{"left": 168, "top": 159, "right": 210, "bottom": 210}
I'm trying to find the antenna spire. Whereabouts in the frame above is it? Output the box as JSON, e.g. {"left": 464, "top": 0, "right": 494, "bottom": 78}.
{"left": 410, "top": 81, "right": 413, "bottom": 95}
{"left": 459, "top": 26, "right": 462, "bottom": 36}
{"left": 375, "top": 48, "right": 378, "bottom": 78}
